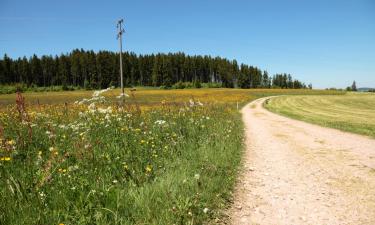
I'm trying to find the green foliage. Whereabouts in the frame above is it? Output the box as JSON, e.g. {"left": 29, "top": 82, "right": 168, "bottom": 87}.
{"left": 203, "top": 82, "right": 222, "bottom": 88}
{"left": 351, "top": 81, "right": 357, "bottom": 92}
{"left": 0, "top": 51, "right": 309, "bottom": 93}
{"left": 193, "top": 79, "right": 202, "bottom": 89}
{"left": 0, "top": 92, "right": 243, "bottom": 224}
{"left": 0, "top": 85, "right": 81, "bottom": 94}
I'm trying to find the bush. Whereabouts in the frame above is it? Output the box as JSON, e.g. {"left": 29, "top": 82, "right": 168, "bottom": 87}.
{"left": 193, "top": 80, "right": 202, "bottom": 89}
{"left": 172, "top": 81, "right": 186, "bottom": 89}
{"left": 203, "top": 82, "right": 222, "bottom": 88}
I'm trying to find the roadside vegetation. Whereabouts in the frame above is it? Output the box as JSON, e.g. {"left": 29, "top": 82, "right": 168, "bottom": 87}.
{"left": 265, "top": 93, "right": 375, "bottom": 138}
{"left": 0, "top": 88, "right": 342, "bottom": 224}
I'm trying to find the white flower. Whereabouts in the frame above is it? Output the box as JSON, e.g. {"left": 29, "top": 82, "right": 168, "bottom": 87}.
{"left": 203, "top": 208, "right": 209, "bottom": 213}
{"left": 88, "top": 102, "right": 96, "bottom": 111}
{"left": 154, "top": 120, "right": 166, "bottom": 125}
{"left": 116, "top": 93, "right": 129, "bottom": 99}
{"left": 189, "top": 99, "right": 195, "bottom": 107}
{"left": 194, "top": 173, "right": 200, "bottom": 180}
{"left": 92, "top": 87, "right": 111, "bottom": 98}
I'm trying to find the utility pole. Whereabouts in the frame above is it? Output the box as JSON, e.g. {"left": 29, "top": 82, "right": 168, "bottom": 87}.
{"left": 117, "top": 19, "right": 125, "bottom": 102}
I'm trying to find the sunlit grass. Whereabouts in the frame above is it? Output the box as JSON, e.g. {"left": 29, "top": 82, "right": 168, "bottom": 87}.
{"left": 265, "top": 93, "right": 375, "bottom": 138}
{"left": 0, "top": 88, "right": 345, "bottom": 224}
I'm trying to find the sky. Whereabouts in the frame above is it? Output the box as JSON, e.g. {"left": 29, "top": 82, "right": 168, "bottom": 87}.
{"left": 0, "top": 0, "right": 374, "bottom": 89}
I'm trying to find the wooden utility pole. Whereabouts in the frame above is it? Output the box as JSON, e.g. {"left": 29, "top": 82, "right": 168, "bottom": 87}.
{"left": 117, "top": 19, "right": 125, "bottom": 101}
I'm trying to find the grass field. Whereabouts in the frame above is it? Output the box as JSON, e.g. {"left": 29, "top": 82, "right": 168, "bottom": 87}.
{"left": 265, "top": 93, "right": 375, "bottom": 138}
{"left": 0, "top": 88, "right": 344, "bottom": 224}
{"left": 0, "top": 88, "right": 343, "bottom": 107}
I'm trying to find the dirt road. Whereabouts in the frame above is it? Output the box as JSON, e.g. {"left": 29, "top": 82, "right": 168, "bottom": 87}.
{"left": 229, "top": 97, "right": 375, "bottom": 225}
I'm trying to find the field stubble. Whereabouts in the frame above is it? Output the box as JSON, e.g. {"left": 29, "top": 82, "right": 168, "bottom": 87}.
{"left": 265, "top": 93, "right": 375, "bottom": 138}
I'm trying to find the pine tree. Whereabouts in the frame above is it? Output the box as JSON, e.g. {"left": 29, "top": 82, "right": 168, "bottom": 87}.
{"left": 151, "top": 55, "right": 162, "bottom": 86}
{"left": 351, "top": 81, "right": 357, "bottom": 91}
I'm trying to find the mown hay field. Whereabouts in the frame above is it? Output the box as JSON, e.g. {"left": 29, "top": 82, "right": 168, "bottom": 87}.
{"left": 0, "top": 88, "right": 343, "bottom": 224}
{"left": 265, "top": 93, "right": 375, "bottom": 138}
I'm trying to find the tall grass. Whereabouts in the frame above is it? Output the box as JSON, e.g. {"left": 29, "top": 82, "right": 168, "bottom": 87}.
{"left": 0, "top": 90, "right": 243, "bottom": 224}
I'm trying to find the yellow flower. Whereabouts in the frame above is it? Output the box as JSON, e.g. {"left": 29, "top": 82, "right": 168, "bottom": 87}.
{"left": 0, "top": 157, "right": 11, "bottom": 161}
{"left": 59, "top": 223, "right": 65, "bottom": 225}
{"left": 38, "top": 151, "right": 42, "bottom": 156}
{"left": 6, "top": 139, "right": 15, "bottom": 145}
{"left": 145, "top": 165, "right": 152, "bottom": 173}
{"left": 140, "top": 140, "right": 146, "bottom": 144}
{"left": 58, "top": 168, "right": 67, "bottom": 173}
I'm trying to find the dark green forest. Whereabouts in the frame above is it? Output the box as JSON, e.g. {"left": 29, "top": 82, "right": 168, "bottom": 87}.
{"left": 0, "top": 49, "right": 309, "bottom": 90}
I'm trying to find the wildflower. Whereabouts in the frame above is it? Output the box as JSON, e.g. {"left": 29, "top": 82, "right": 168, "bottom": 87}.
{"left": 88, "top": 102, "right": 96, "bottom": 111}
{"left": 203, "top": 208, "right": 209, "bottom": 214}
{"left": 145, "top": 165, "right": 152, "bottom": 173}
{"left": 194, "top": 173, "right": 200, "bottom": 180}
{"left": 6, "top": 139, "right": 16, "bottom": 145}
{"left": 189, "top": 99, "right": 195, "bottom": 107}
{"left": 140, "top": 140, "right": 146, "bottom": 144}
{"left": 154, "top": 120, "right": 166, "bottom": 125}
{"left": 112, "top": 180, "right": 118, "bottom": 184}
{"left": 116, "top": 93, "right": 129, "bottom": 99}
{"left": 58, "top": 168, "right": 67, "bottom": 173}
{"left": 0, "top": 157, "right": 11, "bottom": 161}
{"left": 92, "top": 87, "right": 111, "bottom": 98}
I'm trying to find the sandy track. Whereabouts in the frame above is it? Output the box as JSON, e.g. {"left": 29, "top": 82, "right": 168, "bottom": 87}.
{"left": 229, "top": 97, "right": 375, "bottom": 225}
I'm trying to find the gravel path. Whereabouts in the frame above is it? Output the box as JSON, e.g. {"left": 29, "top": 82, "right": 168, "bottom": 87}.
{"left": 229, "top": 97, "right": 375, "bottom": 225}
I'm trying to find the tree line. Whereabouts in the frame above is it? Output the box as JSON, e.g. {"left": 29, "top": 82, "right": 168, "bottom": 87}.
{"left": 0, "top": 49, "right": 309, "bottom": 89}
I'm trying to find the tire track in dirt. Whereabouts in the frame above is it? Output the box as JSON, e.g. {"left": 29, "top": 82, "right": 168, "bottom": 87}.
{"left": 229, "top": 97, "right": 375, "bottom": 225}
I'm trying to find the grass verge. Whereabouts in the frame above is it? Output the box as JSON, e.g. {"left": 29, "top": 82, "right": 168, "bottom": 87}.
{"left": 0, "top": 91, "right": 243, "bottom": 224}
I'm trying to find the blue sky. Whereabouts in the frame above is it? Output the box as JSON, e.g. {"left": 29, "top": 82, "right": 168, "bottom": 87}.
{"left": 1, "top": 0, "right": 374, "bottom": 88}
